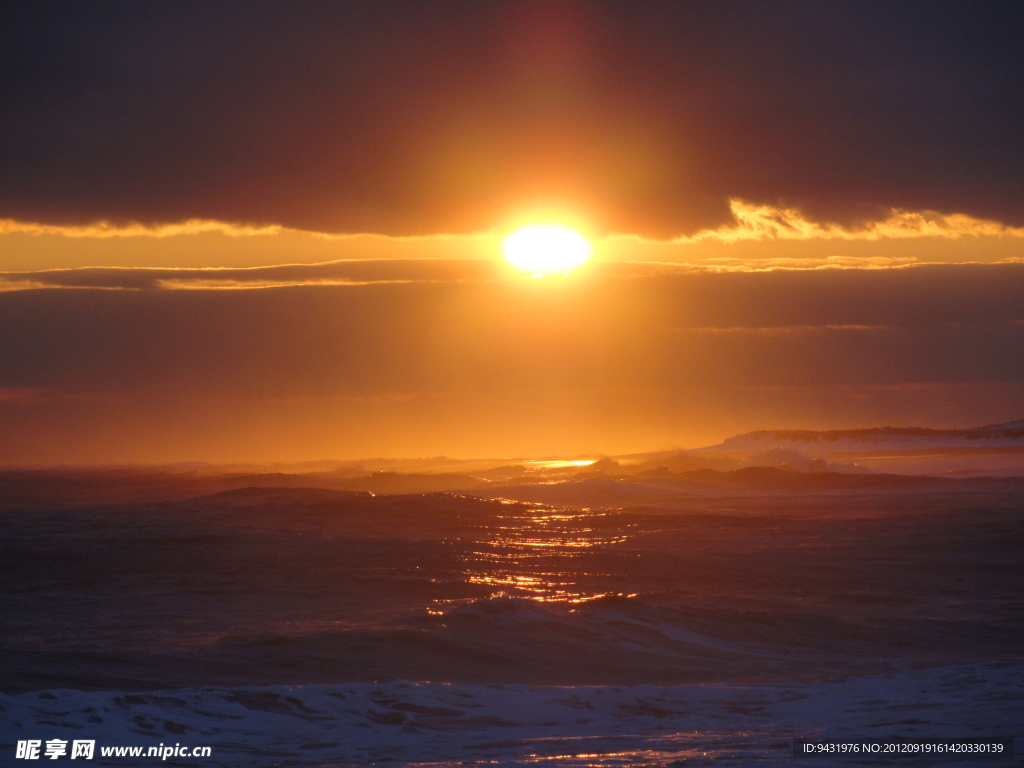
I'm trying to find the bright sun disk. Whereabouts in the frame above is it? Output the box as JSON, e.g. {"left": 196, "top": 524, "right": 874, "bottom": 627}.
{"left": 501, "top": 224, "right": 593, "bottom": 275}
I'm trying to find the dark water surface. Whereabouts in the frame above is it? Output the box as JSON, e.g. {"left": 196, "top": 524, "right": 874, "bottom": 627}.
{"left": 2, "top": 478, "right": 1023, "bottom": 765}
{"left": 2, "top": 484, "right": 1022, "bottom": 693}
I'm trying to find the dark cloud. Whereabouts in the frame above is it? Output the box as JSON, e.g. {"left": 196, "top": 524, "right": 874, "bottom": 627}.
{"left": 1, "top": 1, "right": 1023, "bottom": 237}
{"left": 1, "top": 264, "right": 1022, "bottom": 463}
{"left": 3, "top": 260, "right": 1024, "bottom": 333}
{"left": 0, "top": 259, "right": 511, "bottom": 290}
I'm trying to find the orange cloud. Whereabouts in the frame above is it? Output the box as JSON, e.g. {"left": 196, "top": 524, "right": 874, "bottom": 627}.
{"left": 0, "top": 218, "right": 285, "bottom": 239}
{"left": 5, "top": 201, "right": 1023, "bottom": 243}
{"left": 3, "top": 200, "right": 1024, "bottom": 274}
{"left": 682, "top": 200, "right": 1024, "bottom": 243}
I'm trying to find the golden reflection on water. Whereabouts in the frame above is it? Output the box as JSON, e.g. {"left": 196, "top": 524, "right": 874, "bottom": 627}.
{"left": 523, "top": 459, "right": 597, "bottom": 469}
{"left": 457, "top": 508, "right": 632, "bottom": 602}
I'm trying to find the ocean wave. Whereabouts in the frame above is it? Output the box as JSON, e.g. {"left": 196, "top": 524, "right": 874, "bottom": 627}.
{"left": 202, "top": 594, "right": 929, "bottom": 688}
{"left": 2, "top": 662, "right": 1019, "bottom": 766}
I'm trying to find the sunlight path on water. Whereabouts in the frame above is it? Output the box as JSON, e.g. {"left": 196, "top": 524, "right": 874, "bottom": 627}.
{"left": 451, "top": 506, "right": 635, "bottom": 604}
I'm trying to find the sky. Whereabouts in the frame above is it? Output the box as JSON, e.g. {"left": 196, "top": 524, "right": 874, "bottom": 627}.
{"left": 1, "top": 1, "right": 1023, "bottom": 464}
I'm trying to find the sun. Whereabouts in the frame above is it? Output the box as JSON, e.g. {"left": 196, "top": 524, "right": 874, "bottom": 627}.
{"left": 501, "top": 224, "right": 593, "bottom": 276}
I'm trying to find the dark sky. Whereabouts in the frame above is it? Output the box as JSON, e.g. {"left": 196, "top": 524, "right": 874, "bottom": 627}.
{"left": 3, "top": 0, "right": 1024, "bottom": 236}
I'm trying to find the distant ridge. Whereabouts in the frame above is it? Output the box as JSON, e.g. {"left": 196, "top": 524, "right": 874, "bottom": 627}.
{"left": 703, "top": 420, "right": 1024, "bottom": 455}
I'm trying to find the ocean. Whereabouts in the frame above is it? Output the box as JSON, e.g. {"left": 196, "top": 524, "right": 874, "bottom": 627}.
{"left": 1, "top": 472, "right": 1022, "bottom": 765}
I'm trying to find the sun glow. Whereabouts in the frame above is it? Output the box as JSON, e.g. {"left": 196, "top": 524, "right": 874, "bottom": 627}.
{"left": 501, "top": 224, "right": 593, "bottom": 275}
